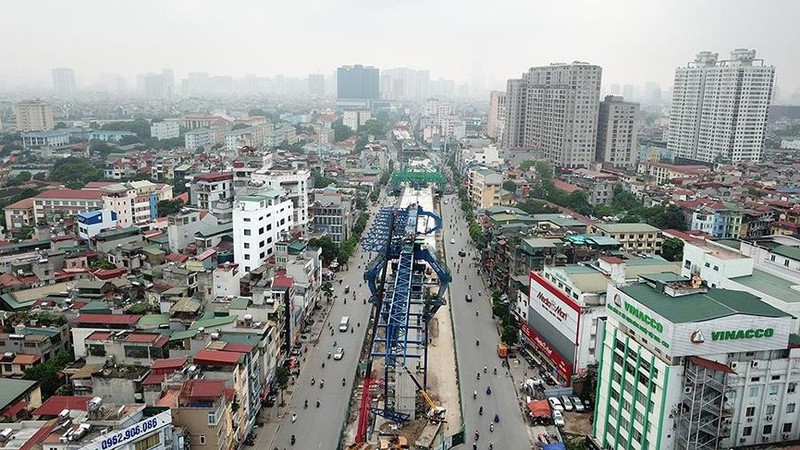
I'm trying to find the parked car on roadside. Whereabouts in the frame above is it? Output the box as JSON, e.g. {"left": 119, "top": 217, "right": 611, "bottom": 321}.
{"left": 560, "top": 395, "right": 574, "bottom": 411}
{"left": 552, "top": 410, "right": 565, "bottom": 427}
{"left": 548, "top": 397, "right": 564, "bottom": 412}
{"left": 571, "top": 396, "right": 585, "bottom": 412}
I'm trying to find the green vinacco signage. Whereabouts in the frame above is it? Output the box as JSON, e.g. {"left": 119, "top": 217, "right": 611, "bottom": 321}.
{"left": 623, "top": 302, "right": 664, "bottom": 332}
{"left": 711, "top": 328, "right": 774, "bottom": 341}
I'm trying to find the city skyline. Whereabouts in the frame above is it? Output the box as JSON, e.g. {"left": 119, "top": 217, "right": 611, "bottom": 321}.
{"left": 1, "top": 0, "right": 799, "bottom": 96}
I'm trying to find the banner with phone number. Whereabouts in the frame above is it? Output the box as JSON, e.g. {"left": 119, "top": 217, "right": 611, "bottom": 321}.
{"left": 79, "top": 410, "right": 172, "bottom": 450}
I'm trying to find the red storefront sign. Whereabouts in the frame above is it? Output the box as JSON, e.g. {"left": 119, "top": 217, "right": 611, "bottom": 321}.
{"left": 520, "top": 321, "right": 573, "bottom": 384}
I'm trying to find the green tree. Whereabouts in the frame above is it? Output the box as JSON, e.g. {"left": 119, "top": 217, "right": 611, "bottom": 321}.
{"left": 354, "top": 134, "right": 369, "bottom": 152}
{"left": 157, "top": 199, "right": 185, "bottom": 217}
{"left": 609, "top": 187, "right": 641, "bottom": 212}
{"left": 502, "top": 180, "right": 517, "bottom": 193}
{"left": 118, "top": 135, "right": 141, "bottom": 146}
{"left": 33, "top": 172, "right": 47, "bottom": 181}
{"left": 91, "top": 260, "right": 117, "bottom": 270}
{"left": 333, "top": 119, "right": 355, "bottom": 142}
{"left": 8, "top": 171, "right": 32, "bottom": 186}
{"left": 662, "top": 237, "right": 685, "bottom": 262}
{"left": 360, "top": 119, "right": 385, "bottom": 136}
{"left": 24, "top": 350, "right": 72, "bottom": 398}
{"left": 312, "top": 170, "right": 335, "bottom": 189}
{"left": 501, "top": 325, "right": 519, "bottom": 345}
{"left": 232, "top": 123, "right": 250, "bottom": 131}
{"left": 518, "top": 160, "right": 537, "bottom": 171}
{"left": 89, "top": 140, "right": 115, "bottom": 159}
{"left": 49, "top": 157, "right": 104, "bottom": 188}
{"left": 101, "top": 119, "right": 151, "bottom": 138}
{"left": 308, "top": 236, "right": 338, "bottom": 265}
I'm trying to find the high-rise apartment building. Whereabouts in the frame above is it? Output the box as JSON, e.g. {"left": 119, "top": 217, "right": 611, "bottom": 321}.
{"left": 13, "top": 100, "right": 54, "bottom": 132}
{"left": 52, "top": 68, "right": 76, "bottom": 96}
{"left": 308, "top": 74, "right": 325, "bottom": 96}
{"left": 487, "top": 91, "right": 507, "bottom": 140}
{"left": 596, "top": 95, "right": 640, "bottom": 168}
{"left": 668, "top": 49, "right": 775, "bottom": 163}
{"left": 503, "top": 62, "right": 602, "bottom": 167}
{"left": 232, "top": 191, "right": 294, "bottom": 273}
{"left": 336, "top": 65, "right": 380, "bottom": 100}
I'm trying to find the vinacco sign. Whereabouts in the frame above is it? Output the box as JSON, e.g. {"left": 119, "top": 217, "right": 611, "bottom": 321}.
{"left": 711, "top": 328, "right": 774, "bottom": 341}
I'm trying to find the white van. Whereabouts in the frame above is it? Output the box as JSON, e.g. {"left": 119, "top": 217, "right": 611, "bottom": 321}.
{"left": 339, "top": 316, "right": 350, "bottom": 332}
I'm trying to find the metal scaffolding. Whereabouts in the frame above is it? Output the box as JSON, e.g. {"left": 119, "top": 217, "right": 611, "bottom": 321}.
{"left": 675, "top": 356, "right": 735, "bottom": 450}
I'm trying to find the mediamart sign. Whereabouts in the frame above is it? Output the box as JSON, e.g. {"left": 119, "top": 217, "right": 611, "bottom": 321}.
{"left": 529, "top": 272, "right": 581, "bottom": 342}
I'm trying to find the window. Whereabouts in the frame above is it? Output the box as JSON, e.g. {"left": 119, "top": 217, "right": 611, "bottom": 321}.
{"left": 244, "top": 243, "right": 250, "bottom": 249}
{"left": 258, "top": 227, "right": 264, "bottom": 234}
{"left": 751, "top": 377, "right": 760, "bottom": 382}
{"left": 769, "top": 385, "right": 779, "bottom": 395}
{"left": 786, "top": 259, "right": 791, "bottom": 267}
{"left": 743, "top": 426, "right": 752, "bottom": 436}
{"left": 244, "top": 229, "right": 251, "bottom": 236}
{"left": 198, "top": 435, "right": 206, "bottom": 445}
{"left": 244, "top": 255, "right": 250, "bottom": 260}
{"left": 684, "top": 260, "right": 691, "bottom": 269}
{"left": 208, "top": 411, "right": 217, "bottom": 425}
{"left": 787, "top": 403, "right": 796, "bottom": 414}
{"left": 789, "top": 383, "right": 797, "bottom": 394}
{"left": 745, "top": 406, "right": 755, "bottom": 417}
{"left": 713, "top": 265, "right": 719, "bottom": 271}
{"left": 124, "top": 345, "right": 148, "bottom": 359}
{"left": 134, "top": 434, "right": 160, "bottom": 450}
{"left": 784, "top": 423, "right": 793, "bottom": 433}
{"left": 766, "top": 404, "right": 776, "bottom": 414}
{"left": 763, "top": 424, "right": 772, "bottom": 434}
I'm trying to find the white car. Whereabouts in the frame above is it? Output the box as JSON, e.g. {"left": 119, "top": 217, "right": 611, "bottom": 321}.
{"left": 333, "top": 347, "right": 344, "bottom": 360}
{"left": 571, "top": 396, "right": 585, "bottom": 412}
{"left": 560, "top": 395, "right": 574, "bottom": 411}
{"left": 548, "top": 397, "right": 564, "bottom": 412}
{"left": 450, "top": 238, "right": 456, "bottom": 244}
{"left": 552, "top": 410, "right": 565, "bottom": 427}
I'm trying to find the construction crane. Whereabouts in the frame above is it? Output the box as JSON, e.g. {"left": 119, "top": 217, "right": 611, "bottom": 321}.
{"left": 401, "top": 366, "right": 446, "bottom": 423}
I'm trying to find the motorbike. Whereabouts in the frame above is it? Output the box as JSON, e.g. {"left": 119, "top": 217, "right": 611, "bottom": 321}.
{"left": 327, "top": 352, "right": 331, "bottom": 359}
{"left": 475, "top": 431, "right": 479, "bottom": 441}
{"left": 484, "top": 366, "right": 487, "bottom": 373}
{"left": 493, "top": 367, "right": 497, "bottom": 375}
{"left": 291, "top": 413, "right": 297, "bottom": 423}
{"left": 316, "top": 400, "right": 320, "bottom": 408}
{"left": 310, "top": 378, "right": 315, "bottom": 386}
{"left": 342, "top": 378, "right": 346, "bottom": 386}
{"left": 489, "top": 423, "right": 494, "bottom": 432}
{"left": 475, "top": 310, "right": 479, "bottom": 316}
{"left": 493, "top": 414, "right": 500, "bottom": 423}
{"left": 476, "top": 339, "right": 480, "bottom": 346}
{"left": 290, "top": 435, "right": 296, "bottom": 445}
{"left": 320, "top": 380, "right": 324, "bottom": 389}
{"left": 486, "top": 386, "right": 491, "bottom": 395}
{"left": 479, "top": 406, "right": 483, "bottom": 415}
{"left": 476, "top": 372, "right": 480, "bottom": 380}
{"left": 321, "top": 361, "right": 325, "bottom": 368}
{"left": 473, "top": 390, "right": 477, "bottom": 399}
{"left": 304, "top": 400, "right": 308, "bottom": 409}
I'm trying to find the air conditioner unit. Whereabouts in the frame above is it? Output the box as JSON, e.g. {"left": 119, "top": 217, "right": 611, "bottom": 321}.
{"left": 783, "top": 433, "right": 790, "bottom": 441}
{"left": 724, "top": 418, "right": 732, "bottom": 425}
{"left": 731, "top": 362, "right": 738, "bottom": 369}
{"left": 747, "top": 417, "right": 754, "bottom": 422}
{"left": 763, "top": 436, "right": 770, "bottom": 442}
{"left": 766, "top": 415, "right": 773, "bottom": 421}
{"left": 684, "top": 386, "right": 693, "bottom": 394}
{"left": 752, "top": 361, "right": 759, "bottom": 368}
{"left": 739, "top": 438, "right": 746, "bottom": 444}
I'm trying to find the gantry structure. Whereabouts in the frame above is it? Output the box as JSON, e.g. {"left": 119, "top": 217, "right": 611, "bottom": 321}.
{"left": 390, "top": 159, "right": 447, "bottom": 188}
{"left": 355, "top": 202, "right": 451, "bottom": 436}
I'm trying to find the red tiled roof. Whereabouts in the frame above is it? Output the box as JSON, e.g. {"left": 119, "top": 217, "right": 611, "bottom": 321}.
{"left": 180, "top": 379, "right": 226, "bottom": 400}
{"left": 123, "top": 333, "right": 161, "bottom": 343}
{"left": 32, "top": 396, "right": 93, "bottom": 417}
{"left": 272, "top": 275, "right": 294, "bottom": 289}
{"left": 552, "top": 179, "right": 581, "bottom": 193}
{"left": 20, "top": 419, "right": 60, "bottom": 450}
{"left": 3, "top": 400, "right": 27, "bottom": 418}
{"left": 151, "top": 357, "right": 188, "bottom": 373}
{"left": 73, "top": 314, "right": 141, "bottom": 326}
{"left": 0, "top": 273, "right": 21, "bottom": 287}
{"left": 221, "top": 342, "right": 253, "bottom": 353}
{"left": 176, "top": 192, "right": 189, "bottom": 203}
{"left": 12, "top": 354, "right": 41, "bottom": 365}
{"left": 599, "top": 256, "right": 624, "bottom": 264}
{"left": 142, "top": 373, "right": 165, "bottom": 386}
{"left": 193, "top": 349, "right": 242, "bottom": 365}
{"left": 689, "top": 356, "right": 735, "bottom": 374}
{"left": 36, "top": 189, "right": 103, "bottom": 200}
{"left": 166, "top": 253, "right": 189, "bottom": 263}
{"left": 87, "top": 331, "right": 113, "bottom": 340}
{"left": 5, "top": 198, "right": 34, "bottom": 209}
{"left": 83, "top": 182, "right": 115, "bottom": 189}
{"left": 93, "top": 268, "right": 128, "bottom": 280}
{"left": 196, "top": 249, "right": 217, "bottom": 261}
{"left": 194, "top": 172, "right": 233, "bottom": 182}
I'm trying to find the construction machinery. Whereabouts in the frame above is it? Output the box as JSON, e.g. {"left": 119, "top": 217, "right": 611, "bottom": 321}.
{"left": 402, "top": 366, "right": 446, "bottom": 423}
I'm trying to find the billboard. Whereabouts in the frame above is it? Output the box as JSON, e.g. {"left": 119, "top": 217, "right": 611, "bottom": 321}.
{"left": 79, "top": 410, "right": 172, "bottom": 450}
{"left": 520, "top": 321, "right": 573, "bottom": 383}
{"left": 529, "top": 272, "right": 581, "bottom": 342}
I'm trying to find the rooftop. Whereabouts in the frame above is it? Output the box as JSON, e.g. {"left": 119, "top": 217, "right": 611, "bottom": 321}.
{"left": 32, "top": 395, "right": 93, "bottom": 417}
{"left": 35, "top": 189, "right": 103, "bottom": 200}
{"left": 593, "top": 222, "right": 661, "bottom": 234}
{"left": 193, "top": 348, "right": 242, "bottom": 365}
{"left": 772, "top": 245, "right": 800, "bottom": 262}
{"left": 73, "top": 313, "right": 141, "bottom": 326}
{"left": 620, "top": 275, "right": 791, "bottom": 323}
{"left": 0, "top": 379, "right": 37, "bottom": 409}
{"left": 730, "top": 269, "right": 800, "bottom": 304}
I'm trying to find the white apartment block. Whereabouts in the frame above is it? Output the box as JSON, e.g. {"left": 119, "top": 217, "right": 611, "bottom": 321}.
{"left": 225, "top": 128, "right": 256, "bottom": 152}
{"left": 232, "top": 191, "right": 294, "bottom": 273}
{"left": 487, "top": 90, "right": 507, "bottom": 140}
{"left": 101, "top": 181, "right": 173, "bottom": 228}
{"left": 668, "top": 49, "right": 775, "bottom": 163}
{"left": 504, "top": 62, "right": 602, "bottom": 167}
{"left": 249, "top": 168, "right": 311, "bottom": 230}
{"left": 596, "top": 95, "right": 640, "bottom": 168}
{"left": 503, "top": 79, "right": 528, "bottom": 148}
{"left": 593, "top": 273, "right": 800, "bottom": 450}
{"left": 13, "top": 101, "right": 54, "bottom": 132}
{"left": 468, "top": 167, "right": 503, "bottom": 209}
{"left": 184, "top": 128, "right": 214, "bottom": 151}
{"left": 150, "top": 120, "right": 180, "bottom": 140}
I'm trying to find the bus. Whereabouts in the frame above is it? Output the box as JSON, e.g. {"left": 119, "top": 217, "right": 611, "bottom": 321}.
{"left": 339, "top": 316, "right": 350, "bottom": 332}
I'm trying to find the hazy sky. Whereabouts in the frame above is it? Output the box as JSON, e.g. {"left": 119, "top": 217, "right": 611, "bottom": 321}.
{"left": 3, "top": 0, "right": 799, "bottom": 92}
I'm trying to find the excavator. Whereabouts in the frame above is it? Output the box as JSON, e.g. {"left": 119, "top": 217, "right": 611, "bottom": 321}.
{"left": 401, "top": 366, "right": 446, "bottom": 423}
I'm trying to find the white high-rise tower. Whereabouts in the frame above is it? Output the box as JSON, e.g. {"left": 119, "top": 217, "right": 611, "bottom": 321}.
{"left": 668, "top": 49, "right": 775, "bottom": 163}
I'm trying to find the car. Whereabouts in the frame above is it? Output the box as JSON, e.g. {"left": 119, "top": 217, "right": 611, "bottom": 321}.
{"left": 560, "top": 395, "right": 574, "bottom": 411}
{"left": 458, "top": 250, "right": 467, "bottom": 257}
{"left": 552, "top": 410, "right": 565, "bottom": 427}
{"left": 548, "top": 397, "right": 564, "bottom": 412}
{"left": 465, "top": 294, "right": 473, "bottom": 302}
{"left": 571, "top": 396, "right": 585, "bottom": 412}
{"left": 333, "top": 347, "right": 344, "bottom": 360}
{"left": 530, "top": 376, "right": 544, "bottom": 387}
{"left": 583, "top": 398, "right": 593, "bottom": 411}
{"left": 450, "top": 238, "right": 456, "bottom": 244}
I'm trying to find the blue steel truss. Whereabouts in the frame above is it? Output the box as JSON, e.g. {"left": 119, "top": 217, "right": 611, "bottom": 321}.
{"left": 361, "top": 204, "right": 451, "bottom": 368}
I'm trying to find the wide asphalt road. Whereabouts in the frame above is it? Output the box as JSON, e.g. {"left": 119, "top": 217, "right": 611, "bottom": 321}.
{"left": 441, "top": 194, "right": 532, "bottom": 450}
{"left": 271, "top": 203, "right": 383, "bottom": 449}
